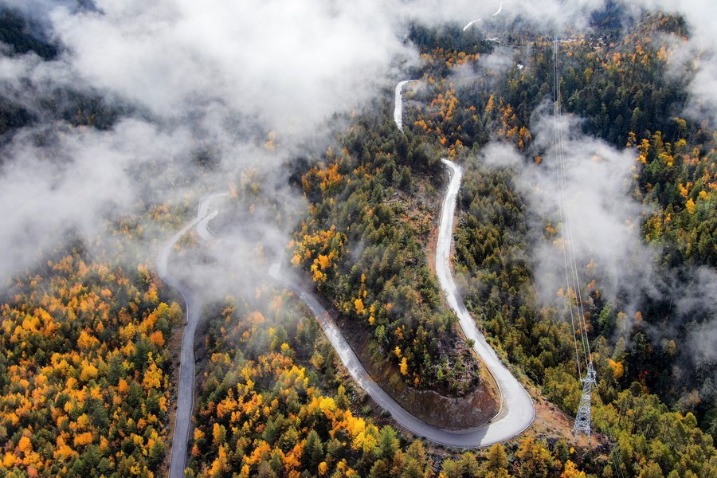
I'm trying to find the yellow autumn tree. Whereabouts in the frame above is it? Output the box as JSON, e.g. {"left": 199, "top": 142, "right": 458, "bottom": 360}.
{"left": 354, "top": 298, "right": 365, "bottom": 315}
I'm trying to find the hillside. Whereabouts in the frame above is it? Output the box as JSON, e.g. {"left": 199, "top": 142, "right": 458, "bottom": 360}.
{"left": 1, "top": 2, "right": 717, "bottom": 478}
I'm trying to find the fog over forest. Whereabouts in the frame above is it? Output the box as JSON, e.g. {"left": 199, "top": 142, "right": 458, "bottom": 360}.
{"left": 1, "top": 1, "right": 717, "bottom": 476}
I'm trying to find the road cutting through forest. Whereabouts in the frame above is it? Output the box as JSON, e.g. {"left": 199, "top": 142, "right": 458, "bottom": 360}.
{"left": 267, "top": 158, "right": 533, "bottom": 446}
{"left": 158, "top": 193, "right": 226, "bottom": 478}
{"left": 164, "top": 82, "right": 534, "bottom": 475}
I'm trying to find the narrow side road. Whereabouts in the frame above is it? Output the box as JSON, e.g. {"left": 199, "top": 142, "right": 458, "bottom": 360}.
{"left": 394, "top": 80, "right": 412, "bottom": 132}
{"left": 158, "top": 193, "right": 226, "bottom": 478}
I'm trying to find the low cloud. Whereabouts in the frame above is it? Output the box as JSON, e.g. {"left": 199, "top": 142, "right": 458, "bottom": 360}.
{"left": 483, "top": 109, "right": 715, "bottom": 383}
{"left": 0, "top": 0, "right": 421, "bottom": 284}
{"left": 480, "top": 141, "right": 523, "bottom": 168}
{"left": 505, "top": 112, "right": 657, "bottom": 310}
{"left": 679, "top": 268, "right": 717, "bottom": 365}
{"left": 49, "top": 0, "right": 416, "bottom": 138}
{"left": 2, "top": 0, "right": 717, "bottom": 308}
{"left": 0, "top": 118, "right": 194, "bottom": 278}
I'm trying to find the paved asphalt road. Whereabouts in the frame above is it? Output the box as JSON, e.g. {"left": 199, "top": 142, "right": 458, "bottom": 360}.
{"left": 164, "top": 155, "right": 535, "bottom": 477}
{"left": 270, "top": 159, "right": 534, "bottom": 447}
{"left": 159, "top": 193, "right": 225, "bottom": 478}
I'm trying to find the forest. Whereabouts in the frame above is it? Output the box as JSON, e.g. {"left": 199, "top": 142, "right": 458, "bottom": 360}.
{"left": 1, "top": 2, "right": 716, "bottom": 478}
{"left": 0, "top": 246, "right": 182, "bottom": 477}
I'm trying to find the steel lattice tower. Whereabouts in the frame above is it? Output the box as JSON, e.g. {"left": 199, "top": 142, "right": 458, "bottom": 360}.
{"left": 573, "top": 362, "right": 597, "bottom": 443}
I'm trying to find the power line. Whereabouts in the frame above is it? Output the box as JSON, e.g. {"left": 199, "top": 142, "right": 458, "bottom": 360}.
{"left": 552, "top": 35, "right": 596, "bottom": 444}
{"left": 552, "top": 37, "right": 583, "bottom": 379}
{"left": 553, "top": 38, "right": 582, "bottom": 376}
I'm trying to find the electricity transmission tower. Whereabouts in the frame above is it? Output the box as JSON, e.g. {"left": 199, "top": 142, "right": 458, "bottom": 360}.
{"left": 573, "top": 362, "right": 597, "bottom": 443}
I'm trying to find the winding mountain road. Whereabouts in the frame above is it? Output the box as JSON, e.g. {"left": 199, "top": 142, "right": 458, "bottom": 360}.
{"left": 436, "top": 159, "right": 534, "bottom": 443}
{"left": 159, "top": 193, "right": 226, "bottom": 478}
{"left": 269, "top": 158, "right": 533, "bottom": 446}
{"left": 393, "top": 73, "right": 533, "bottom": 442}
{"left": 162, "top": 69, "right": 533, "bottom": 473}
{"left": 162, "top": 158, "right": 533, "bottom": 466}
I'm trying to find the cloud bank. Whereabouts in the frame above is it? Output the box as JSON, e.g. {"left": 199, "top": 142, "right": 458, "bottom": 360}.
{"left": 503, "top": 113, "right": 656, "bottom": 310}
{"left": 0, "top": 0, "right": 418, "bottom": 285}
{"left": 1, "top": 0, "right": 717, "bottom": 315}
